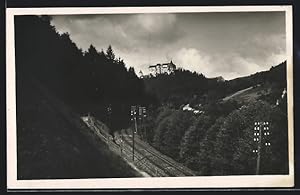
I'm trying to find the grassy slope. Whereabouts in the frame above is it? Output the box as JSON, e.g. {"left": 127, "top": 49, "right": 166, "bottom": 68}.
{"left": 222, "top": 61, "right": 286, "bottom": 104}
{"left": 222, "top": 85, "right": 271, "bottom": 103}
{"left": 221, "top": 81, "right": 284, "bottom": 107}
{"left": 16, "top": 75, "right": 139, "bottom": 179}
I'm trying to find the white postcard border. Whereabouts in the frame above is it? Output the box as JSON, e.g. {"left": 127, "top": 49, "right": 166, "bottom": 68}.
{"left": 6, "top": 5, "right": 294, "bottom": 189}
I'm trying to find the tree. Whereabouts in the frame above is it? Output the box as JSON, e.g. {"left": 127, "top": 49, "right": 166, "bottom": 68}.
{"left": 197, "top": 117, "right": 225, "bottom": 175}
{"left": 128, "top": 67, "right": 136, "bottom": 77}
{"left": 153, "top": 109, "right": 195, "bottom": 160}
{"left": 106, "top": 45, "right": 115, "bottom": 61}
{"left": 15, "top": 16, "right": 156, "bottom": 134}
{"left": 209, "top": 100, "right": 288, "bottom": 175}
{"left": 179, "top": 114, "right": 212, "bottom": 169}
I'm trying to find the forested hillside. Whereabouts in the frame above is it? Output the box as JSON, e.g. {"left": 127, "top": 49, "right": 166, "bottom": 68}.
{"left": 141, "top": 62, "right": 288, "bottom": 175}
{"left": 17, "top": 75, "right": 139, "bottom": 179}
{"left": 15, "top": 16, "right": 157, "bottom": 132}
{"left": 15, "top": 15, "right": 152, "bottom": 178}
{"left": 143, "top": 61, "right": 286, "bottom": 107}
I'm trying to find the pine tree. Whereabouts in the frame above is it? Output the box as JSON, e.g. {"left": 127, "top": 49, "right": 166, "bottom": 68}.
{"left": 106, "top": 45, "right": 115, "bottom": 61}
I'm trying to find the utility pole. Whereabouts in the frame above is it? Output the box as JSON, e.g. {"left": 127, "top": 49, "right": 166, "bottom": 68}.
{"left": 138, "top": 106, "right": 147, "bottom": 140}
{"left": 253, "top": 121, "right": 270, "bottom": 175}
{"left": 144, "top": 107, "right": 147, "bottom": 136}
{"left": 120, "top": 136, "right": 123, "bottom": 156}
{"left": 133, "top": 112, "right": 138, "bottom": 161}
{"left": 107, "top": 104, "right": 112, "bottom": 128}
{"left": 131, "top": 106, "right": 137, "bottom": 161}
{"left": 87, "top": 112, "right": 92, "bottom": 126}
{"left": 130, "top": 105, "right": 147, "bottom": 161}
{"left": 107, "top": 104, "right": 112, "bottom": 139}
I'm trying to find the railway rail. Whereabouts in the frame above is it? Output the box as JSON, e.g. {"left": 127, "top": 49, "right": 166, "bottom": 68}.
{"left": 120, "top": 129, "right": 195, "bottom": 177}
{"left": 82, "top": 116, "right": 167, "bottom": 177}
{"left": 81, "top": 115, "right": 195, "bottom": 177}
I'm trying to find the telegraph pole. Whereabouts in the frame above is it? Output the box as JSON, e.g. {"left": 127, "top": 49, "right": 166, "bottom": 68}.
{"left": 130, "top": 105, "right": 147, "bottom": 161}
{"left": 138, "top": 106, "right": 147, "bottom": 140}
{"left": 133, "top": 112, "right": 138, "bottom": 161}
{"left": 107, "top": 104, "right": 112, "bottom": 128}
{"left": 131, "top": 106, "right": 137, "bottom": 161}
{"left": 256, "top": 122, "right": 262, "bottom": 175}
{"left": 120, "top": 134, "right": 123, "bottom": 155}
{"left": 253, "top": 121, "right": 270, "bottom": 175}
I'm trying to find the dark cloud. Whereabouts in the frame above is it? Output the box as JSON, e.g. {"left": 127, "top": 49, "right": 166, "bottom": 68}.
{"left": 51, "top": 11, "right": 286, "bottom": 79}
{"left": 52, "top": 13, "right": 185, "bottom": 54}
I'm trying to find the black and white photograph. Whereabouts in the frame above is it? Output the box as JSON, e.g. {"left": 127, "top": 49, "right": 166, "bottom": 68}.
{"left": 6, "top": 6, "right": 294, "bottom": 189}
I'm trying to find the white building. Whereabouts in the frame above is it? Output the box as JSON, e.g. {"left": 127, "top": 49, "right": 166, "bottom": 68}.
{"left": 149, "top": 61, "right": 176, "bottom": 76}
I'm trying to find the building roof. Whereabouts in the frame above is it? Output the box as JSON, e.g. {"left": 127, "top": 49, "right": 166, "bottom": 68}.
{"left": 149, "top": 61, "right": 176, "bottom": 69}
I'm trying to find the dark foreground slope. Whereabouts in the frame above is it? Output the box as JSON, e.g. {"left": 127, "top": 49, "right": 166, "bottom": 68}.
{"left": 16, "top": 75, "right": 139, "bottom": 179}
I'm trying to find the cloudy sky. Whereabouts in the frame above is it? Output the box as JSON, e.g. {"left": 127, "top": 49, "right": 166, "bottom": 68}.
{"left": 51, "top": 11, "right": 286, "bottom": 80}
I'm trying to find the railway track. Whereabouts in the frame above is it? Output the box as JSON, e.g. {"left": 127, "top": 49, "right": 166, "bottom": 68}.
{"left": 82, "top": 116, "right": 195, "bottom": 177}
{"left": 81, "top": 116, "right": 168, "bottom": 177}
{"left": 119, "top": 129, "right": 195, "bottom": 177}
{"left": 124, "top": 129, "right": 195, "bottom": 176}
{"left": 114, "top": 132, "right": 168, "bottom": 177}
{"left": 115, "top": 130, "right": 169, "bottom": 177}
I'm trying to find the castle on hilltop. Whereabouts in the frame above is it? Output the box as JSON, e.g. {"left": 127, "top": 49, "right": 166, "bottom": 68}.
{"left": 148, "top": 61, "right": 177, "bottom": 76}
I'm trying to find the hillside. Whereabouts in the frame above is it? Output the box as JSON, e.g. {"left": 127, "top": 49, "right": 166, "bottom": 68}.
{"left": 140, "top": 61, "right": 288, "bottom": 176}
{"left": 143, "top": 68, "right": 223, "bottom": 107}
{"left": 222, "top": 86, "right": 255, "bottom": 101}
{"left": 16, "top": 75, "right": 140, "bottom": 179}
{"left": 143, "top": 61, "right": 287, "bottom": 107}
{"left": 15, "top": 15, "right": 153, "bottom": 133}
{"left": 223, "top": 61, "right": 286, "bottom": 105}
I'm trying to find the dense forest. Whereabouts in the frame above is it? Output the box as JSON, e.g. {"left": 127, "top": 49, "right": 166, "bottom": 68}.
{"left": 15, "top": 15, "right": 157, "bottom": 133}
{"left": 143, "top": 61, "right": 287, "bottom": 107}
{"left": 15, "top": 15, "right": 145, "bottom": 179}
{"left": 15, "top": 15, "right": 289, "bottom": 176}
{"left": 141, "top": 61, "right": 288, "bottom": 175}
